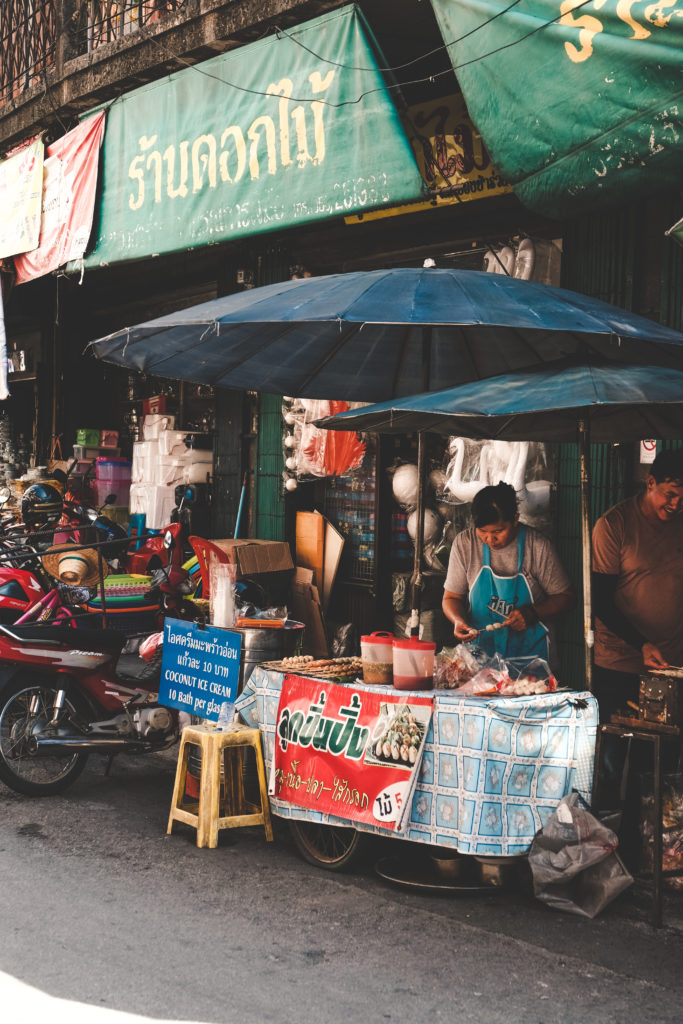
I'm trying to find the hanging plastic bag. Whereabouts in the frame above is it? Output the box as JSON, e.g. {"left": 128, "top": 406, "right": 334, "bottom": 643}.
{"left": 529, "top": 793, "right": 633, "bottom": 918}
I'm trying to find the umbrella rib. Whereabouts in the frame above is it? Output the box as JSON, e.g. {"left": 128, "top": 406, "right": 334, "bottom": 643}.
{"left": 110, "top": 321, "right": 217, "bottom": 373}
{"left": 392, "top": 325, "right": 414, "bottom": 395}
{"left": 212, "top": 321, "right": 307, "bottom": 382}
{"left": 293, "top": 321, "right": 365, "bottom": 395}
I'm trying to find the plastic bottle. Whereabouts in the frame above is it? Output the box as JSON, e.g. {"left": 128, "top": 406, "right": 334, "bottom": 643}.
{"left": 216, "top": 701, "right": 235, "bottom": 731}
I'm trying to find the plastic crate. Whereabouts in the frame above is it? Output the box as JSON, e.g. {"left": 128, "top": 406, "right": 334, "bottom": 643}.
{"left": 95, "top": 457, "right": 132, "bottom": 481}
{"left": 94, "top": 479, "right": 130, "bottom": 508}
{"left": 76, "top": 428, "right": 100, "bottom": 447}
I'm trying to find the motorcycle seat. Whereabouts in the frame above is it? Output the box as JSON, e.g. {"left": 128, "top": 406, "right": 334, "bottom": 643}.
{"left": 0, "top": 623, "right": 126, "bottom": 652}
{"left": 115, "top": 652, "right": 161, "bottom": 685}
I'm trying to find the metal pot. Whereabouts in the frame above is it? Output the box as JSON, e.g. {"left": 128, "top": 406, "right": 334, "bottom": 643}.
{"left": 224, "top": 619, "right": 305, "bottom": 692}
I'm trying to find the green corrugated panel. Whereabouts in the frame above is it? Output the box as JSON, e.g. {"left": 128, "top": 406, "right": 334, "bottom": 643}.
{"left": 253, "top": 244, "right": 291, "bottom": 542}
{"left": 554, "top": 442, "right": 630, "bottom": 685}
{"left": 255, "top": 392, "right": 286, "bottom": 542}
{"left": 561, "top": 206, "right": 637, "bottom": 310}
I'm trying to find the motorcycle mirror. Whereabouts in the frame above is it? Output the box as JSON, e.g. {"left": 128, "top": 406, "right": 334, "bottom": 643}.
{"left": 105, "top": 494, "right": 117, "bottom": 506}
{"left": 51, "top": 468, "right": 68, "bottom": 484}
{"left": 163, "top": 529, "right": 175, "bottom": 550}
{"left": 0, "top": 486, "right": 10, "bottom": 505}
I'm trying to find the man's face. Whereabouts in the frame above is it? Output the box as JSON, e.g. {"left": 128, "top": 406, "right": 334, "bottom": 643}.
{"left": 644, "top": 475, "right": 683, "bottom": 522}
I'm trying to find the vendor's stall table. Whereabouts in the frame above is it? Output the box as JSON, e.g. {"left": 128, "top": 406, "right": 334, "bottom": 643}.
{"left": 235, "top": 667, "right": 598, "bottom": 857}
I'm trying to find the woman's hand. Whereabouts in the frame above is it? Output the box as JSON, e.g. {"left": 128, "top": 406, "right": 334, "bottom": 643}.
{"left": 503, "top": 605, "right": 538, "bottom": 632}
{"left": 453, "top": 619, "right": 479, "bottom": 642}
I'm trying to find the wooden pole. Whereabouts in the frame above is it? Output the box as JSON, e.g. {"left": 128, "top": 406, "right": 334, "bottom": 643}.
{"left": 579, "top": 419, "right": 593, "bottom": 690}
{"left": 409, "top": 327, "right": 432, "bottom": 637}
{"left": 409, "top": 431, "right": 426, "bottom": 636}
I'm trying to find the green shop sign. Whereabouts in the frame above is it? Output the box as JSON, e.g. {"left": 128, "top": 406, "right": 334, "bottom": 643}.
{"left": 84, "top": 4, "right": 424, "bottom": 267}
{"left": 430, "top": 0, "right": 683, "bottom": 216}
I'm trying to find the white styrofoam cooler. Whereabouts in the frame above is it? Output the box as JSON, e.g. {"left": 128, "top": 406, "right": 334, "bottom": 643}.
{"left": 129, "top": 482, "right": 176, "bottom": 530}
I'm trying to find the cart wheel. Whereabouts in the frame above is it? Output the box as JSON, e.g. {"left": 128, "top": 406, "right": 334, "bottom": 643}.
{"left": 289, "top": 820, "right": 368, "bottom": 871}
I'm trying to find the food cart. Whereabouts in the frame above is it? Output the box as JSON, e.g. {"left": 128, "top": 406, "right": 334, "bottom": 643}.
{"left": 234, "top": 662, "right": 598, "bottom": 874}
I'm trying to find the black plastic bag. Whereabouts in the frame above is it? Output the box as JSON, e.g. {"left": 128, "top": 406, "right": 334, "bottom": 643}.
{"left": 529, "top": 793, "right": 633, "bottom": 918}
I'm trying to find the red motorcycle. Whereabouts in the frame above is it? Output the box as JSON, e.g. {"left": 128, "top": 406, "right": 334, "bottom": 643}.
{"left": 0, "top": 618, "right": 177, "bottom": 796}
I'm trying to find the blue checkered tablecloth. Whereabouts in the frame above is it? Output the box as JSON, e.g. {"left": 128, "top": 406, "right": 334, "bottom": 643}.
{"left": 235, "top": 666, "right": 598, "bottom": 856}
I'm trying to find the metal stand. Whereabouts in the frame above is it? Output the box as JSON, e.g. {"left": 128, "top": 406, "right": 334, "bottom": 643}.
{"left": 592, "top": 723, "right": 666, "bottom": 927}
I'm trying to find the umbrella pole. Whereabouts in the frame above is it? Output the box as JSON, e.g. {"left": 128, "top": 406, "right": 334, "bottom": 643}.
{"left": 579, "top": 418, "right": 593, "bottom": 690}
{"left": 409, "top": 431, "right": 427, "bottom": 637}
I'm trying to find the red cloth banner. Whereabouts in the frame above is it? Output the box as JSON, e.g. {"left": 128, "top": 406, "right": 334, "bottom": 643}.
{"left": 15, "top": 113, "right": 106, "bottom": 284}
{"left": 271, "top": 675, "right": 433, "bottom": 831}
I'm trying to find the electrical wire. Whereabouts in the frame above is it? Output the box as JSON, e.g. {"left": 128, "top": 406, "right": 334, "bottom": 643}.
{"left": 274, "top": 0, "right": 526, "bottom": 74}
{"left": 122, "top": 0, "right": 595, "bottom": 113}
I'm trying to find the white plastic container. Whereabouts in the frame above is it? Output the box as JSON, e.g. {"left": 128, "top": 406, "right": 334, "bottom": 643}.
{"left": 158, "top": 430, "right": 189, "bottom": 457}
{"left": 392, "top": 637, "right": 436, "bottom": 691}
{"left": 360, "top": 632, "right": 394, "bottom": 685}
{"left": 141, "top": 414, "right": 176, "bottom": 440}
{"left": 182, "top": 449, "right": 213, "bottom": 484}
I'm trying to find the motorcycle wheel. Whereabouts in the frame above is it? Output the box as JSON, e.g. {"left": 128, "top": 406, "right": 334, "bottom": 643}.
{"left": 0, "top": 680, "right": 89, "bottom": 796}
{"left": 289, "top": 820, "right": 368, "bottom": 871}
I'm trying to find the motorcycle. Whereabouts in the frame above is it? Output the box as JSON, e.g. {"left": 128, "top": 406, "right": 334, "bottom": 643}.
{"left": 0, "top": 532, "right": 188, "bottom": 797}
{"left": 0, "top": 618, "right": 177, "bottom": 796}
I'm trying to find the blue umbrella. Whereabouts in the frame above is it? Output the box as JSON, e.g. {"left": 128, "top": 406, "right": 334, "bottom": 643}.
{"left": 318, "top": 362, "right": 683, "bottom": 686}
{"left": 315, "top": 362, "right": 683, "bottom": 442}
{"left": 88, "top": 268, "right": 683, "bottom": 401}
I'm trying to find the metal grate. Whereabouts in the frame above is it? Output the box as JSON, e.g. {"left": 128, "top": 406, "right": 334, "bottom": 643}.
{"left": 77, "top": 0, "right": 189, "bottom": 53}
{"left": 0, "top": 0, "right": 57, "bottom": 105}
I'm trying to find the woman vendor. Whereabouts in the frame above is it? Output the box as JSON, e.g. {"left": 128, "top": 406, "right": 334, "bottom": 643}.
{"left": 442, "top": 482, "right": 575, "bottom": 661}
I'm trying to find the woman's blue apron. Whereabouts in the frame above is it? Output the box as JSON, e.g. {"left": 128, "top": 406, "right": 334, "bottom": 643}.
{"left": 468, "top": 526, "right": 549, "bottom": 660}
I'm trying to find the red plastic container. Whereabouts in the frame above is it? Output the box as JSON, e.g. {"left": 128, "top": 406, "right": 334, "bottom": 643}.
{"left": 392, "top": 637, "right": 436, "bottom": 690}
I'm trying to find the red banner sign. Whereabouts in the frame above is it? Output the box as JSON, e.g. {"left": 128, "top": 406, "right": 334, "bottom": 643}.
{"left": 15, "top": 113, "right": 105, "bottom": 284}
{"left": 271, "top": 675, "right": 433, "bottom": 831}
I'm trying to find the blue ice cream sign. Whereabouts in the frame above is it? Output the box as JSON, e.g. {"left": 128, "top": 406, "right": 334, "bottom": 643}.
{"left": 159, "top": 620, "right": 242, "bottom": 721}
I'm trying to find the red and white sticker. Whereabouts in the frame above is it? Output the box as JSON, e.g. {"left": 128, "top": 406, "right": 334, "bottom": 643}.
{"left": 640, "top": 439, "right": 657, "bottom": 464}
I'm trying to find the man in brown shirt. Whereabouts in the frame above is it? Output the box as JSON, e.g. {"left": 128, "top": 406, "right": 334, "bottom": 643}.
{"left": 592, "top": 449, "right": 683, "bottom": 722}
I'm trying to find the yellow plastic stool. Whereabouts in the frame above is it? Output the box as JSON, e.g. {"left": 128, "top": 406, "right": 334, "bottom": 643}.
{"left": 167, "top": 723, "right": 274, "bottom": 849}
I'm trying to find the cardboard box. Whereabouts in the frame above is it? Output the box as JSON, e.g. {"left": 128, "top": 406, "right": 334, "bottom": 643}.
{"left": 289, "top": 566, "right": 328, "bottom": 658}
{"left": 295, "top": 510, "right": 345, "bottom": 612}
{"left": 210, "top": 538, "right": 294, "bottom": 578}
{"left": 142, "top": 395, "right": 167, "bottom": 415}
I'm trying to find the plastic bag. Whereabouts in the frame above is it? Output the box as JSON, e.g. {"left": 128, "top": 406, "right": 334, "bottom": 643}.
{"left": 457, "top": 652, "right": 510, "bottom": 694}
{"left": 498, "top": 657, "right": 557, "bottom": 695}
{"left": 139, "top": 632, "right": 163, "bottom": 662}
{"left": 434, "top": 644, "right": 490, "bottom": 689}
{"left": 529, "top": 793, "right": 633, "bottom": 918}
{"left": 641, "top": 773, "right": 683, "bottom": 890}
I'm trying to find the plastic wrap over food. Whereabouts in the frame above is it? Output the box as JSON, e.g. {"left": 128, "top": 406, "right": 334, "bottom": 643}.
{"left": 434, "top": 647, "right": 558, "bottom": 695}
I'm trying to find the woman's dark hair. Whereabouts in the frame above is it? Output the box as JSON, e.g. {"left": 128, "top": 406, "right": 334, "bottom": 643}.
{"left": 471, "top": 481, "right": 518, "bottom": 527}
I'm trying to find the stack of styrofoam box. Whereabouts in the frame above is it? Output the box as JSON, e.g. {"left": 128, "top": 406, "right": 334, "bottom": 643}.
{"left": 129, "top": 416, "right": 213, "bottom": 529}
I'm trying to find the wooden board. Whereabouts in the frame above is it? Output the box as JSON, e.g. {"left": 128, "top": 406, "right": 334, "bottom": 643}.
{"left": 295, "top": 511, "right": 325, "bottom": 591}
{"left": 609, "top": 714, "right": 680, "bottom": 736}
{"left": 322, "top": 518, "right": 344, "bottom": 611}
{"left": 289, "top": 566, "right": 328, "bottom": 659}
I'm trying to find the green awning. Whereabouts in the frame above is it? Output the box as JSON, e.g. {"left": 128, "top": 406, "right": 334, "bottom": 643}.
{"left": 83, "top": 4, "right": 424, "bottom": 267}
{"left": 430, "top": 0, "right": 683, "bottom": 216}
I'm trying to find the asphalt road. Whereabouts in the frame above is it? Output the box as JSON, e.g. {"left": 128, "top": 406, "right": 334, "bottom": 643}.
{"left": 1, "top": 751, "right": 682, "bottom": 1024}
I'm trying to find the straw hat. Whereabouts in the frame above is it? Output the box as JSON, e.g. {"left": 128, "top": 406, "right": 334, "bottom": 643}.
{"left": 41, "top": 545, "right": 109, "bottom": 588}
